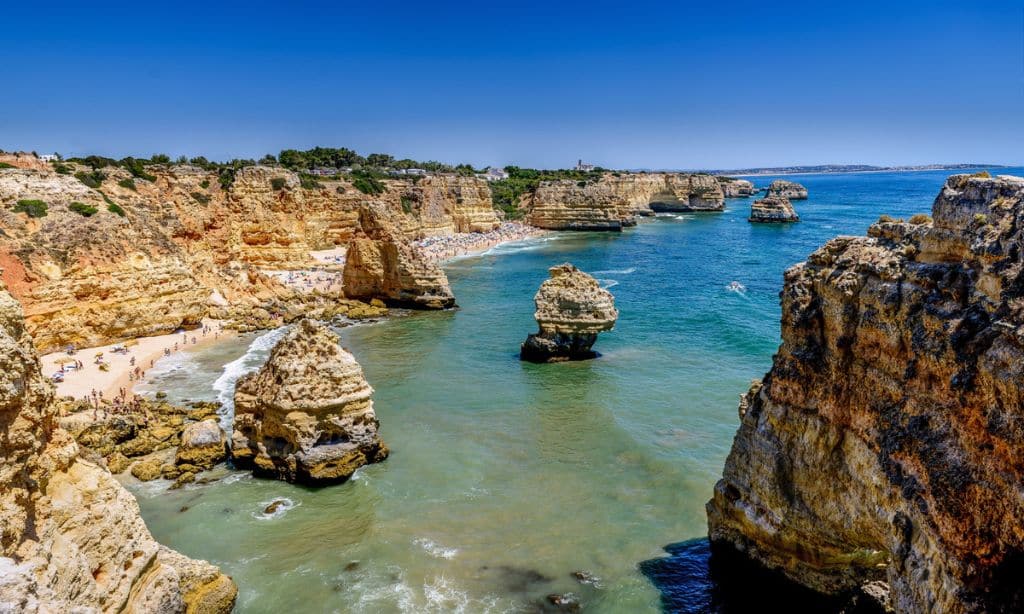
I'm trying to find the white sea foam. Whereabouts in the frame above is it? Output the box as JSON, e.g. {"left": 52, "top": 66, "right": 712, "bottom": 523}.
{"left": 591, "top": 267, "right": 635, "bottom": 276}
{"left": 414, "top": 538, "right": 459, "bottom": 560}
{"left": 212, "top": 326, "right": 291, "bottom": 429}
{"left": 726, "top": 281, "right": 747, "bottom": 294}
{"left": 253, "top": 497, "right": 298, "bottom": 520}
{"left": 598, "top": 279, "right": 619, "bottom": 289}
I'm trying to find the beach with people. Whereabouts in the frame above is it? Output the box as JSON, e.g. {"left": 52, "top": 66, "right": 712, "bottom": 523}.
{"left": 40, "top": 320, "right": 235, "bottom": 409}
{"left": 415, "top": 221, "right": 546, "bottom": 262}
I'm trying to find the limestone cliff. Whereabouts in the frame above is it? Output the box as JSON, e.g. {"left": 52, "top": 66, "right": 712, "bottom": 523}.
{"left": 231, "top": 318, "right": 388, "bottom": 485}
{"left": 707, "top": 174, "right": 1024, "bottom": 613}
{"left": 524, "top": 173, "right": 725, "bottom": 230}
{"left": 1, "top": 163, "right": 485, "bottom": 349}
{"left": 0, "top": 282, "right": 236, "bottom": 613}
{"left": 402, "top": 175, "right": 501, "bottom": 236}
{"left": 343, "top": 204, "right": 456, "bottom": 308}
{"left": 718, "top": 177, "right": 757, "bottom": 197}
{"left": 766, "top": 179, "right": 808, "bottom": 200}
{"left": 520, "top": 263, "right": 618, "bottom": 362}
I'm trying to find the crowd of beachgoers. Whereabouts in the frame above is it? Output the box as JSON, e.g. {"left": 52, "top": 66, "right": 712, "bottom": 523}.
{"left": 415, "top": 222, "right": 545, "bottom": 261}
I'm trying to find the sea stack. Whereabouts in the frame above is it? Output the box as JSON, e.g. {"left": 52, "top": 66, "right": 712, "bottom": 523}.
{"left": 231, "top": 318, "right": 388, "bottom": 485}
{"left": 343, "top": 203, "right": 456, "bottom": 309}
{"left": 748, "top": 195, "right": 799, "bottom": 223}
{"left": 766, "top": 179, "right": 808, "bottom": 199}
{"left": 707, "top": 174, "right": 1024, "bottom": 612}
{"left": 520, "top": 263, "right": 618, "bottom": 362}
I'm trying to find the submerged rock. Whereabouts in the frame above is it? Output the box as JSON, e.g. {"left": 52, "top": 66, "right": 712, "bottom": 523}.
{"left": 706, "top": 174, "right": 1024, "bottom": 612}
{"left": 766, "top": 179, "right": 808, "bottom": 200}
{"left": 232, "top": 318, "right": 389, "bottom": 485}
{"left": 520, "top": 264, "right": 618, "bottom": 363}
{"left": 748, "top": 195, "right": 799, "bottom": 223}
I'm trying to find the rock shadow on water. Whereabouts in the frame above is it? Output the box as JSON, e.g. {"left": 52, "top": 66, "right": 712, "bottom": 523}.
{"left": 639, "top": 538, "right": 855, "bottom": 614}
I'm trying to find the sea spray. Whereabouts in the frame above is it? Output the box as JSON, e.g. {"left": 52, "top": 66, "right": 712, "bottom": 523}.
{"left": 212, "top": 326, "right": 290, "bottom": 430}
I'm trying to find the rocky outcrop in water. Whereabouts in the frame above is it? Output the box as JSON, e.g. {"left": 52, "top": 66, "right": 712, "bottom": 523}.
{"left": 748, "top": 195, "right": 799, "bottom": 223}
{"left": 766, "top": 179, "right": 808, "bottom": 200}
{"left": 523, "top": 173, "right": 725, "bottom": 230}
{"left": 175, "top": 419, "right": 227, "bottom": 470}
{"left": 520, "top": 263, "right": 618, "bottom": 362}
{"left": 718, "top": 177, "right": 757, "bottom": 197}
{"left": 707, "top": 174, "right": 1024, "bottom": 613}
{"left": 343, "top": 204, "right": 456, "bottom": 308}
{"left": 0, "top": 282, "right": 236, "bottom": 612}
{"left": 232, "top": 318, "right": 388, "bottom": 484}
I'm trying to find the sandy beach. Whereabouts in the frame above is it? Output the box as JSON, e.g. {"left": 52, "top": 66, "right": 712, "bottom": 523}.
{"left": 40, "top": 319, "right": 235, "bottom": 402}
{"left": 416, "top": 222, "right": 546, "bottom": 262}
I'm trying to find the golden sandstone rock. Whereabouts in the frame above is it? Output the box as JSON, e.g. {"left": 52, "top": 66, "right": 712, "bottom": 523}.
{"left": 707, "top": 174, "right": 1024, "bottom": 612}
{"left": 0, "top": 281, "right": 236, "bottom": 613}
{"left": 748, "top": 195, "right": 799, "bottom": 223}
{"left": 520, "top": 263, "right": 618, "bottom": 362}
{"left": 766, "top": 179, "right": 809, "bottom": 200}
{"left": 232, "top": 319, "right": 388, "bottom": 485}
{"left": 524, "top": 172, "right": 725, "bottom": 230}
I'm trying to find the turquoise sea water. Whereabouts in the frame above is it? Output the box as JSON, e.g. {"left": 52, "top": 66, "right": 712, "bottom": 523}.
{"left": 129, "top": 168, "right": 1023, "bottom": 613}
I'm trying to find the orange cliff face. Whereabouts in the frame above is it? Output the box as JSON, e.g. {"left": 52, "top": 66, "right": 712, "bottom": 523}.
{"left": 707, "top": 174, "right": 1024, "bottom": 613}
{"left": 0, "top": 163, "right": 495, "bottom": 351}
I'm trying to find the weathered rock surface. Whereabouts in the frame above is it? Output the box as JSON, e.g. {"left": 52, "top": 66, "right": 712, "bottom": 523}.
{"left": 520, "top": 263, "right": 618, "bottom": 362}
{"left": 523, "top": 173, "right": 725, "bottom": 230}
{"left": 232, "top": 318, "right": 388, "bottom": 484}
{"left": 766, "top": 179, "right": 808, "bottom": 200}
{"left": 0, "top": 282, "right": 236, "bottom": 612}
{"left": 175, "top": 419, "right": 227, "bottom": 470}
{"left": 343, "top": 204, "right": 455, "bottom": 308}
{"left": 748, "top": 195, "right": 799, "bottom": 223}
{"left": 707, "top": 174, "right": 1024, "bottom": 613}
{"left": 718, "top": 177, "right": 757, "bottom": 197}
{"left": 1, "top": 163, "right": 488, "bottom": 349}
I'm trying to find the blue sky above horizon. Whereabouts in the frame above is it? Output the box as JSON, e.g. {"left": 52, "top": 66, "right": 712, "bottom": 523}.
{"left": 3, "top": 1, "right": 1023, "bottom": 169}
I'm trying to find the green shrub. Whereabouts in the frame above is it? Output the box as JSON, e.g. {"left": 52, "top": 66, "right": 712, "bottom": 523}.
{"left": 351, "top": 173, "right": 385, "bottom": 195}
{"left": 218, "top": 168, "right": 236, "bottom": 190}
{"left": 191, "top": 191, "right": 212, "bottom": 205}
{"left": 974, "top": 213, "right": 989, "bottom": 225}
{"left": 0, "top": 162, "right": 14, "bottom": 169}
{"left": 107, "top": 202, "right": 126, "bottom": 217}
{"left": 908, "top": 213, "right": 932, "bottom": 225}
{"left": 299, "top": 173, "right": 321, "bottom": 190}
{"left": 270, "top": 177, "right": 287, "bottom": 191}
{"left": 199, "top": 179, "right": 210, "bottom": 189}
{"left": 335, "top": 185, "right": 346, "bottom": 195}
{"left": 68, "top": 201, "right": 98, "bottom": 217}
{"left": 120, "top": 157, "right": 156, "bottom": 181}
{"left": 118, "top": 177, "right": 137, "bottom": 191}
{"left": 576, "top": 180, "right": 587, "bottom": 187}
{"left": 53, "top": 163, "right": 72, "bottom": 175}
{"left": 13, "top": 199, "right": 48, "bottom": 218}
{"left": 400, "top": 195, "right": 414, "bottom": 214}
{"left": 75, "top": 170, "right": 107, "bottom": 189}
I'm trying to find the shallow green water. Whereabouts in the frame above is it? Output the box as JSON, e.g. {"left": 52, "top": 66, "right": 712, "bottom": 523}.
{"left": 129, "top": 169, "right": 1023, "bottom": 612}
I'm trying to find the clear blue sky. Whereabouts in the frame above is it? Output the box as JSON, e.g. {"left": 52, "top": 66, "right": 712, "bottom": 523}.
{"left": 4, "top": 1, "right": 1022, "bottom": 169}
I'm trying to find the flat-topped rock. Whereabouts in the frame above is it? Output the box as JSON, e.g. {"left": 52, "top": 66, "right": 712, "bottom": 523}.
{"left": 175, "top": 418, "right": 227, "bottom": 470}
{"left": 232, "top": 318, "right": 388, "bottom": 484}
{"left": 766, "top": 179, "right": 808, "bottom": 200}
{"left": 520, "top": 263, "right": 617, "bottom": 362}
{"left": 748, "top": 195, "right": 799, "bottom": 223}
{"left": 718, "top": 177, "right": 757, "bottom": 197}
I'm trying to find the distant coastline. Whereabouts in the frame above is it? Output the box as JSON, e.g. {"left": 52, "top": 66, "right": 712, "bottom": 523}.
{"left": 701, "top": 163, "right": 1009, "bottom": 178}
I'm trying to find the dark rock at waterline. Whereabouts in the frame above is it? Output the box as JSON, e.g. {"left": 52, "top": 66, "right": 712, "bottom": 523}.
{"left": 546, "top": 593, "right": 581, "bottom": 611}
{"left": 639, "top": 538, "right": 847, "bottom": 613}
{"left": 344, "top": 561, "right": 360, "bottom": 572}
{"left": 263, "top": 499, "right": 287, "bottom": 514}
{"left": 483, "top": 565, "right": 553, "bottom": 593}
{"left": 571, "top": 570, "right": 600, "bottom": 587}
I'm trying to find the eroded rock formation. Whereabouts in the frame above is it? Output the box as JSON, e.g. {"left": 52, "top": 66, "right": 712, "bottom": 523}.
{"left": 0, "top": 282, "right": 236, "bottom": 613}
{"left": 523, "top": 173, "right": 725, "bottom": 230}
{"left": 707, "top": 174, "right": 1024, "bottom": 613}
{"left": 343, "top": 204, "right": 456, "bottom": 308}
{"left": 766, "top": 179, "right": 808, "bottom": 200}
{"left": 520, "top": 263, "right": 618, "bottom": 362}
{"left": 231, "top": 318, "right": 388, "bottom": 484}
{"left": 1, "top": 163, "right": 482, "bottom": 349}
{"left": 748, "top": 195, "right": 799, "bottom": 223}
{"left": 718, "top": 177, "right": 757, "bottom": 197}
